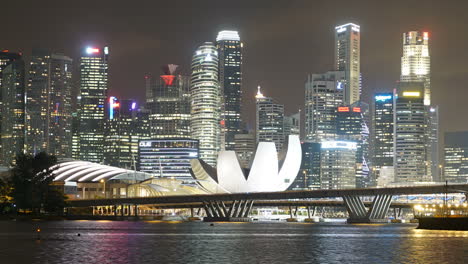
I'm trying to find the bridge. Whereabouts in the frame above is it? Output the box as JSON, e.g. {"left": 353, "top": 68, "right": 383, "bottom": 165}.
{"left": 67, "top": 184, "right": 468, "bottom": 223}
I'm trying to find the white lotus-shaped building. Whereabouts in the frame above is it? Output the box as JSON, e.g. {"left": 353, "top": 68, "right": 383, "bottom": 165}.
{"left": 191, "top": 135, "right": 302, "bottom": 193}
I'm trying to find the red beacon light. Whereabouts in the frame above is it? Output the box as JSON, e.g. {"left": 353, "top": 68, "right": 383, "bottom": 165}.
{"left": 86, "top": 47, "right": 100, "bottom": 54}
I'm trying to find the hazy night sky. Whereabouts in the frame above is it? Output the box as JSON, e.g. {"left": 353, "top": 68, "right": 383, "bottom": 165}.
{"left": 3, "top": 0, "right": 468, "bottom": 140}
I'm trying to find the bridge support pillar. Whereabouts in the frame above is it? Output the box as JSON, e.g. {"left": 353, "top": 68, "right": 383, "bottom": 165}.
{"left": 203, "top": 200, "right": 253, "bottom": 222}
{"left": 343, "top": 194, "right": 393, "bottom": 223}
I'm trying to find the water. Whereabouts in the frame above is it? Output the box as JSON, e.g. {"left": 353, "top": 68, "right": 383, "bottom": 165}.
{"left": 0, "top": 221, "right": 467, "bottom": 263}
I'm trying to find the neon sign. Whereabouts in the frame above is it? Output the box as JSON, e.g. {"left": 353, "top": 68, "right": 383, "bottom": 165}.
{"left": 375, "top": 94, "right": 392, "bottom": 102}
{"left": 86, "top": 47, "right": 100, "bottom": 54}
{"left": 161, "top": 75, "right": 176, "bottom": 86}
{"left": 353, "top": 107, "right": 361, "bottom": 112}
{"left": 109, "top": 96, "right": 119, "bottom": 120}
{"left": 338, "top": 107, "right": 350, "bottom": 112}
{"left": 402, "top": 91, "right": 421, "bottom": 97}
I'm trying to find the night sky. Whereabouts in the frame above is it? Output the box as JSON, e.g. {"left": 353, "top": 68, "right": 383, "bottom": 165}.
{"left": 3, "top": 0, "right": 468, "bottom": 139}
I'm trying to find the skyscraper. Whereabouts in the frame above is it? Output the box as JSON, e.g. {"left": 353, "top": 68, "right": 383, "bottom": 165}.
{"left": 335, "top": 23, "right": 360, "bottom": 105}
{"left": 145, "top": 65, "right": 191, "bottom": 138}
{"left": 190, "top": 42, "right": 221, "bottom": 166}
{"left": 427, "top": 106, "right": 440, "bottom": 181}
{"left": 234, "top": 133, "right": 255, "bottom": 169}
{"left": 371, "top": 93, "right": 394, "bottom": 183}
{"left": 103, "top": 98, "right": 150, "bottom": 169}
{"left": 255, "top": 86, "right": 285, "bottom": 152}
{"left": 394, "top": 82, "right": 427, "bottom": 183}
{"left": 401, "top": 31, "right": 430, "bottom": 106}
{"left": 0, "top": 51, "right": 25, "bottom": 166}
{"left": 320, "top": 141, "right": 357, "bottom": 189}
{"left": 284, "top": 112, "right": 301, "bottom": 137}
{"left": 290, "top": 142, "right": 321, "bottom": 190}
{"left": 216, "top": 30, "right": 242, "bottom": 151}
{"left": 304, "top": 71, "right": 345, "bottom": 142}
{"left": 444, "top": 131, "right": 468, "bottom": 183}
{"left": 26, "top": 49, "right": 73, "bottom": 158}
{"left": 76, "top": 46, "right": 109, "bottom": 163}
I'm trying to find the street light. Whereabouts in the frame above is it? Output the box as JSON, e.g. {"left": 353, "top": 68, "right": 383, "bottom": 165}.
{"left": 100, "top": 179, "right": 106, "bottom": 198}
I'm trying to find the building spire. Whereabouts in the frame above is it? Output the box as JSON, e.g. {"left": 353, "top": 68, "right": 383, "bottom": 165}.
{"left": 255, "top": 85, "right": 264, "bottom": 99}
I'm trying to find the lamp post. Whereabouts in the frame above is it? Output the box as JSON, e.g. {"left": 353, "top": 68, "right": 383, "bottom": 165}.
{"left": 100, "top": 179, "right": 106, "bottom": 198}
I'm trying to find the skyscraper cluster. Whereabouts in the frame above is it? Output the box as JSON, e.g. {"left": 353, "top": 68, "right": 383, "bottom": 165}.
{"left": 1, "top": 23, "right": 464, "bottom": 187}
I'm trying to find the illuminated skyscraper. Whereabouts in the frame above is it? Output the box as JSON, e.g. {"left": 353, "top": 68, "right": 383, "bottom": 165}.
{"left": 320, "top": 141, "right": 357, "bottom": 189}
{"left": 444, "top": 131, "right": 468, "bottom": 183}
{"left": 255, "top": 86, "right": 284, "bottom": 152}
{"left": 304, "top": 71, "right": 345, "bottom": 142}
{"left": 427, "top": 106, "right": 440, "bottom": 181}
{"left": 26, "top": 49, "right": 73, "bottom": 158}
{"left": 284, "top": 112, "right": 300, "bottom": 137}
{"left": 335, "top": 23, "right": 360, "bottom": 105}
{"left": 394, "top": 82, "right": 427, "bottom": 182}
{"left": 190, "top": 43, "right": 221, "bottom": 166}
{"left": 401, "top": 31, "right": 431, "bottom": 106}
{"left": 104, "top": 98, "right": 149, "bottom": 169}
{"left": 290, "top": 142, "right": 321, "bottom": 190}
{"left": 76, "top": 46, "right": 109, "bottom": 163}
{"left": 216, "top": 30, "right": 242, "bottom": 150}
{"left": 371, "top": 93, "right": 394, "bottom": 183}
{"left": 0, "top": 51, "right": 25, "bottom": 166}
{"left": 234, "top": 133, "right": 255, "bottom": 169}
{"left": 145, "top": 65, "right": 191, "bottom": 138}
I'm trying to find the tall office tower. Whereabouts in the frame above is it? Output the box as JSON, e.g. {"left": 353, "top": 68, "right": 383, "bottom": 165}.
{"left": 255, "top": 86, "right": 285, "bottom": 152}
{"left": 103, "top": 98, "right": 150, "bottom": 169}
{"left": 234, "top": 133, "right": 255, "bottom": 169}
{"left": 371, "top": 93, "right": 394, "bottom": 184}
{"left": 394, "top": 82, "right": 427, "bottom": 183}
{"left": 190, "top": 42, "right": 221, "bottom": 166}
{"left": 290, "top": 142, "right": 321, "bottom": 190}
{"left": 76, "top": 46, "right": 109, "bottom": 163}
{"left": 401, "top": 31, "right": 430, "bottom": 106}
{"left": 336, "top": 104, "right": 370, "bottom": 188}
{"left": 145, "top": 65, "right": 191, "bottom": 138}
{"left": 216, "top": 30, "right": 242, "bottom": 151}
{"left": 427, "top": 106, "right": 439, "bottom": 181}
{"left": 26, "top": 49, "right": 73, "bottom": 158}
{"left": 0, "top": 51, "right": 25, "bottom": 166}
{"left": 444, "top": 131, "right": 468, "bottom": 183}
{"left": 284, "top": 112, "right": 300, "bottom": 137}
{"left": 320, "top": 141, "right": 357, "bottom": 189}
{"left": 335, "top": 23, "right": 360, "bottom": 105}
{"left": 0, "top": 50, "right": 23, "bottom": 164}
{"left": 71, "top": 112, "right": 80, "bottom": 159}
{"left": 305, "top": 71, "right": 345, "bottom": 142}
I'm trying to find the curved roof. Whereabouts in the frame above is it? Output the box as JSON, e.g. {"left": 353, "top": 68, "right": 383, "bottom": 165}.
{"left": 52, "top": 161, "right": 153, "bottom": 182}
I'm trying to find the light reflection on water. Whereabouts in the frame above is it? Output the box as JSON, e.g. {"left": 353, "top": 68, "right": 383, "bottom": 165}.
{"left": 0, "top": 221, "right": 466, "bottom": 264}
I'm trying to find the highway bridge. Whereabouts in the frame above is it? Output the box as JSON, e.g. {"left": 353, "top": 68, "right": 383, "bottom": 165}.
{"left": 67, "top": 184, "right": 468, "bottom": 223}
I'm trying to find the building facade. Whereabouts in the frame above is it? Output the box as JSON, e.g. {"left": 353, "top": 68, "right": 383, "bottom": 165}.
{"left": 305, "top": 71, "right": 345, "bottom": 142}
{"left": 234, "top": 133, "right": 255, "bottom": 169}
{"left": 26, "top": 49, "right": 73, "bottom": 158}
{"left": 138, "top": 139, "right": 199, "bottom": 182}
{"left": 145, "top": 65, "right": 191, "bottom": 139}
{"left": 75, "top": 46, "right": 109, "bottom": 163}
{"left": 0, "top": 51, "right": 25, "bottom": 166}
{"left": 320, "top": 141, "right": 357, "bottom": 189}
{"left": 401, "top": 31, "right": 430, "bottom": 106}
{"left": 394, "top": 82, "right": 427, "bottom": 183}
{"left": 290, "top": 141, "right": 321, "bottom": 190}
{"left": 255, "top": 86, "right": 284, "bottom": 152}
{"left": 216, "top": 30, "right": 242, "bottom": 151}
{"left": 335, "top": 23, "right": 360, "bottom": 105}
{"left": 444, "top": 131, "right": 468, "bottom": 183}
{"left": 371, "top": 93, "right": 394, "bottom": 184}
{"left": 190, "top": 43, "right": 221, "bottom": 166}
{"left": 103, "top": 98, "right": 150, "bottom": 169}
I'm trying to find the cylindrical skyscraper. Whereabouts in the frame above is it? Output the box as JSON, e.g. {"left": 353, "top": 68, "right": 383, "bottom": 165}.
{"left": 190, "top": 42, "right": 221, "bottom": 166}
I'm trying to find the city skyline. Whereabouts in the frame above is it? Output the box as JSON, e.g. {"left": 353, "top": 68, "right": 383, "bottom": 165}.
{"left": 2, "top": 1, "right": 468, "bottom": 138}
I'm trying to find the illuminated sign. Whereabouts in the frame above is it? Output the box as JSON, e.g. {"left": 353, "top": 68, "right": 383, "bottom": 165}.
{"left": 104, "top": 46, "right": 109, "bottom": 55}
{"left": 336, "top": 81, "right": 343, "bottom": 90}
{"left": 352, "top": 26, "right": 360, "bottom": 32}
{"left": 423, "top": 32, "right": 429, "bottom": 40}
{"left": 321, "top": 141, "right": 357, "bottom": 150}
{"left": 109, "top": 96, "right": 119, "bottom": 120}
{"left": 131, "top": 102, "right": 137, "bottom": 110}
{"left": 402, "top": 91, "right": 421, "bottom": 97}
{"left": 338, "top": 107, "right": 350, "bottom": 112}
{"left": 353, "top": 107, "right": 361, "bottom": 113}
{"left": 86, "top": 47, "right": 100, "bottom": 54}
{"left": 139, "top": 141, "right": 152, "bottom": 147}
{"left": 375, "top": 94, "right": 392, "bottom": 102}
{"left": 336, "top": 27, "right": 347, "bottom": 33}
{"left": 161, "top": 75, "right": 176, "bottom": 86}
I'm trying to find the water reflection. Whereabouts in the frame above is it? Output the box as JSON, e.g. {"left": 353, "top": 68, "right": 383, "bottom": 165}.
{"left": 0, "top": 221, "right": 466, "bottom": 263}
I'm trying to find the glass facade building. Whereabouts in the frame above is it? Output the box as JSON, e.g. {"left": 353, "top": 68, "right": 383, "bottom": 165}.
{"left": 75, "top": 46, "right": 109, "bottom": 163}
{"left": 255, "top": 86, "right": 284, "bottom": 152}
{"left": 216, "top": 31, "right": 242, "bottom": 151}
{"left": 0, "top": 51, "right": 25, "bottom": 166}
{"left": 320, "top": 141, "right": 357, "bottom": 189}
{"left": 444, "top": 131, "right": 468, "bottom": 183}
{"left": 290, "top": 142, "right": 321, "bottom": 190}
{"left": 234, "top": 133, "right": 255, "bottom": 169}
{"left": 190, "top": 43, "right": 221, "bottom": 166}
{"left": 26, "top": 49, "right": 73, "bottom": 158}
{"left": 138, "top": 139, "right": 199, "bottom": 182}
{"left": 335, "top": 23, "right": 361, "bottom": 105}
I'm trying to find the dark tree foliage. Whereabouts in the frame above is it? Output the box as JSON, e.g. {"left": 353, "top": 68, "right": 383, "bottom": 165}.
{"left": 0, "top": 177, "right": 13, "bottom": 214}
{"left": 11, "top": 152, "right": 66, "bottom": 214}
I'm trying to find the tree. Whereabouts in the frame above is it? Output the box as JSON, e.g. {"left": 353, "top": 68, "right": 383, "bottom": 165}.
{"left": 0, "top": 176, "right": 13, "bottom": 214}
{"left": 10, "top": 152, "right": 64, "bottom": 214}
